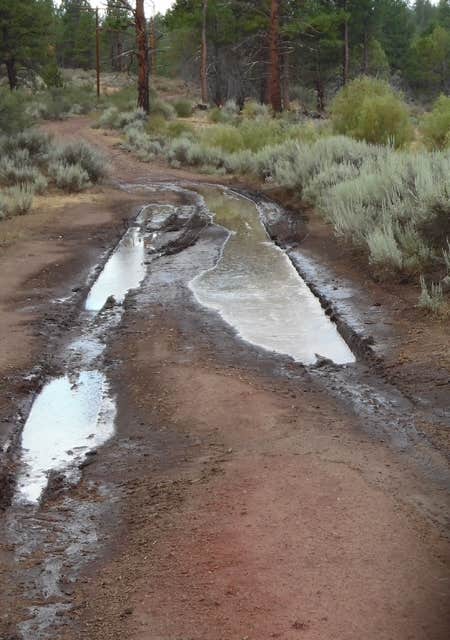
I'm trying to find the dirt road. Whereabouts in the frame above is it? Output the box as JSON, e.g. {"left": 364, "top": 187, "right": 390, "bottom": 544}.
{"left": 0, "top": 117, "right": 449, "bottom": 640}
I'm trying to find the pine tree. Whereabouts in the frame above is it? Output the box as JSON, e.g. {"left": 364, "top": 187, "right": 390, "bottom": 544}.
{"left": 0, "top": 0, "right": 54, "bottom": 89}
{"left": 58, "top": 0, "right": 96, "bottom": 69}
{"left": 102, "top": 1, "right": 133, "bottom": 72}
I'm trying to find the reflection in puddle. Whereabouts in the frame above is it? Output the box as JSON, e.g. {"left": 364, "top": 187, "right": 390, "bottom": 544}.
{"left": 16, "top": 371, "right": 115, "bottom": 504}
{"left": 85, "top": 224, "right": 147, "bottom": 311}
{"left": 190, "top": 188, "right": 355, "bottom": 365}
{"left": 16, "top": 205, "right": 163, "bottom": 504}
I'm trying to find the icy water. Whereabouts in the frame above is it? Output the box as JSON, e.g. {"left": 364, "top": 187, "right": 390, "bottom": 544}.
{"left": 190, "top": 188, "right": 355, "bottom": 365}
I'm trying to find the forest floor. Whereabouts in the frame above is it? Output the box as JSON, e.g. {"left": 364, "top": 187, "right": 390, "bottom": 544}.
{"left": 0, "top": 116, "right": 449, "bottom": 640}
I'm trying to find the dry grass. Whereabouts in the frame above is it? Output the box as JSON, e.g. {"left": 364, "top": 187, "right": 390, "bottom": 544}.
{"left": 0, "top": 190, "right": 109, "bottom": 249}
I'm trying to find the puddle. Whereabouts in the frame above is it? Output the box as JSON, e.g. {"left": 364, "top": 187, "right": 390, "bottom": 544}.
{"left": 16, "top": 186, "right": 354, "bottom": 505}
{"left": 190, "top": 188, "right": 355, "bottom": 365}
{"left": 16, "top": 371, "right": 115, "bottom": 504}
{"left": 85, "top": 209, "right": 149, "bottom": 311}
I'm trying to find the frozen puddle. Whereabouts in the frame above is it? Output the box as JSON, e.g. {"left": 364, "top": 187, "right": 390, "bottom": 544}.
{"left": 16, "top": 372, "right": 115, "bottom": 504}
{"left": 190, "top": 188, "right": 355, "bottom": 365}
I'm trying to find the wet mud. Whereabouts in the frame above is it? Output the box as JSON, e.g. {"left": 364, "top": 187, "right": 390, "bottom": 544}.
{"left": 1, "top": 177, "right": 449, "bottom": 640}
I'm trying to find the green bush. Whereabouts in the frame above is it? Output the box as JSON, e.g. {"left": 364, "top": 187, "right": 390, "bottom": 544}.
{"left": 40, "top": 88, "right": 71, "bottom": 120}
{"left": 203, "top": 125, "right": 244, "bottom": 153}
{"left": 0, "top": 89, "right": 33, "bottom": 134}
{"left": 331, "top": 76, "right": 413, "bottom": 148}
{"left": 146, "top": 114, "right": 168, "bottom": 135}
{"left": 420, "top": 95, "right": 450, "bottom": 150}
{"left": 166, "top": 121, "right": 194, "bottom": 139}
{"left": 239, "top": 119, "right": 299, "bottom": 151}
{"left": 41, "top": 60, "right": 64, "bottom": 88}
{"left": 172, "top": 99, "right": 194, "bottom": 118}
{"left": 149, "top": 98, "right": 176, "bottom": 120}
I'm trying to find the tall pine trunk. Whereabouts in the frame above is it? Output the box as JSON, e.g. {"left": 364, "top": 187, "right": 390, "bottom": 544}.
{"left": 281, "top": 48, "right": 290, "bottom": 110}
{"left": 135, "top": 0, "right": 149, "bottom": 113}
{"left": 315, "top": 79, "right": 325, "bottom": 113}
{"left": 269, "top": 0, "right": 282, "bottom": 113}
{"left": 340, "top": 0, "right": 349, "bottom": 85}
{"left": 200, "top": 0, "right": 208, "bottom": 104}
{"left": 343, "top": 17, "right": 349, "bottom": 84}
{"left": 362, "top": 28, "right": 369, "bottom": 75}
{"left": 6, "top": 58, "right": 17, "bottom": 91}
{"left": 150, "top": 17, "right": 157, "bottom": 77}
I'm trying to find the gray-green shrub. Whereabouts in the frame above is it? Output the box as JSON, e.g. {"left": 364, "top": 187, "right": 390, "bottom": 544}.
{"left": 242, "top": 100, "right": 270, "bottom": 119}
{"left": 51, "top": 162, "right": 91, "bottom": 192}
{"left": 1, "top": 186, "right": 34, "bottom": 216}
{"left": 418, "top": 276, "right": 445, "bottom": 314}
{"left": 98, "top": 106, "right": 146, "bottom": 131}
{"left": 52, "top": 141, "right": 106, "bottom": 182}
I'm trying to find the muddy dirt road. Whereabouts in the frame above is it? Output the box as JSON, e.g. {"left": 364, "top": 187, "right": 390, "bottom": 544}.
{"left": 0, "top": 118, "right": 449, "bottom": 640}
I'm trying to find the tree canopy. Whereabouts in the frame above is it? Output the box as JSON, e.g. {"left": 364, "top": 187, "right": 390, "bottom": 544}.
{"left": 1, "top": 0, "right": 449, "bottom": 108}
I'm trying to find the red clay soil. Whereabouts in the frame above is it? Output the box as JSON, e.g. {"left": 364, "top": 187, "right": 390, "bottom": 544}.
{"left": 0, "top": 117, "right": 448, "bottom": 640}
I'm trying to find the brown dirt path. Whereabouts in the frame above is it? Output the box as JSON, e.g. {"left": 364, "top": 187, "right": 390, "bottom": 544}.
{"left": 64, "top": 310, "right": 450, "bottom": 640}
{"left": 1, "top": 117, "right": 449, "bottom": 640}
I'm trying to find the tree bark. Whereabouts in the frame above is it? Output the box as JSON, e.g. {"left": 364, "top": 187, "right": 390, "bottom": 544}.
{"left": 343, "top": 16, "right": 349, "bottom": 84}
{"left": 269, "top": 0, "right": 282, "bottom": 112}
{"left": 281, "top": 48, "right": 290, "bottom": 110}
{"left": 363, "top": 28, "right": 369, "bottom": 75}
{"left": 213, "top": 41, "right": 222, "bottom": 106}
{"left": 135, "top": 0, "right": 149, "bottom": 113}
{"left": 201, "top": 0, "right": 208, "bottom": 104}
{"left": 150, "top": 17, "right": 157, "bottom": 78}
{"left": 117, "top": 41, "right": 123, "bottom": 72}
{"left": 315, "top": 79, "right": 325, "bottom": 113}
{"left": 315, "top": 53, "right": 325, "bottom": 113}
{"left": 6, "top": 58, "right": 17, "bottom": 91}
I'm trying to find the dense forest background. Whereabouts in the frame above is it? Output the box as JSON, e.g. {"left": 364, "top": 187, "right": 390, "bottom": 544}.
{"left": 1, "top": 1, "right": 449, "bottom": 110}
